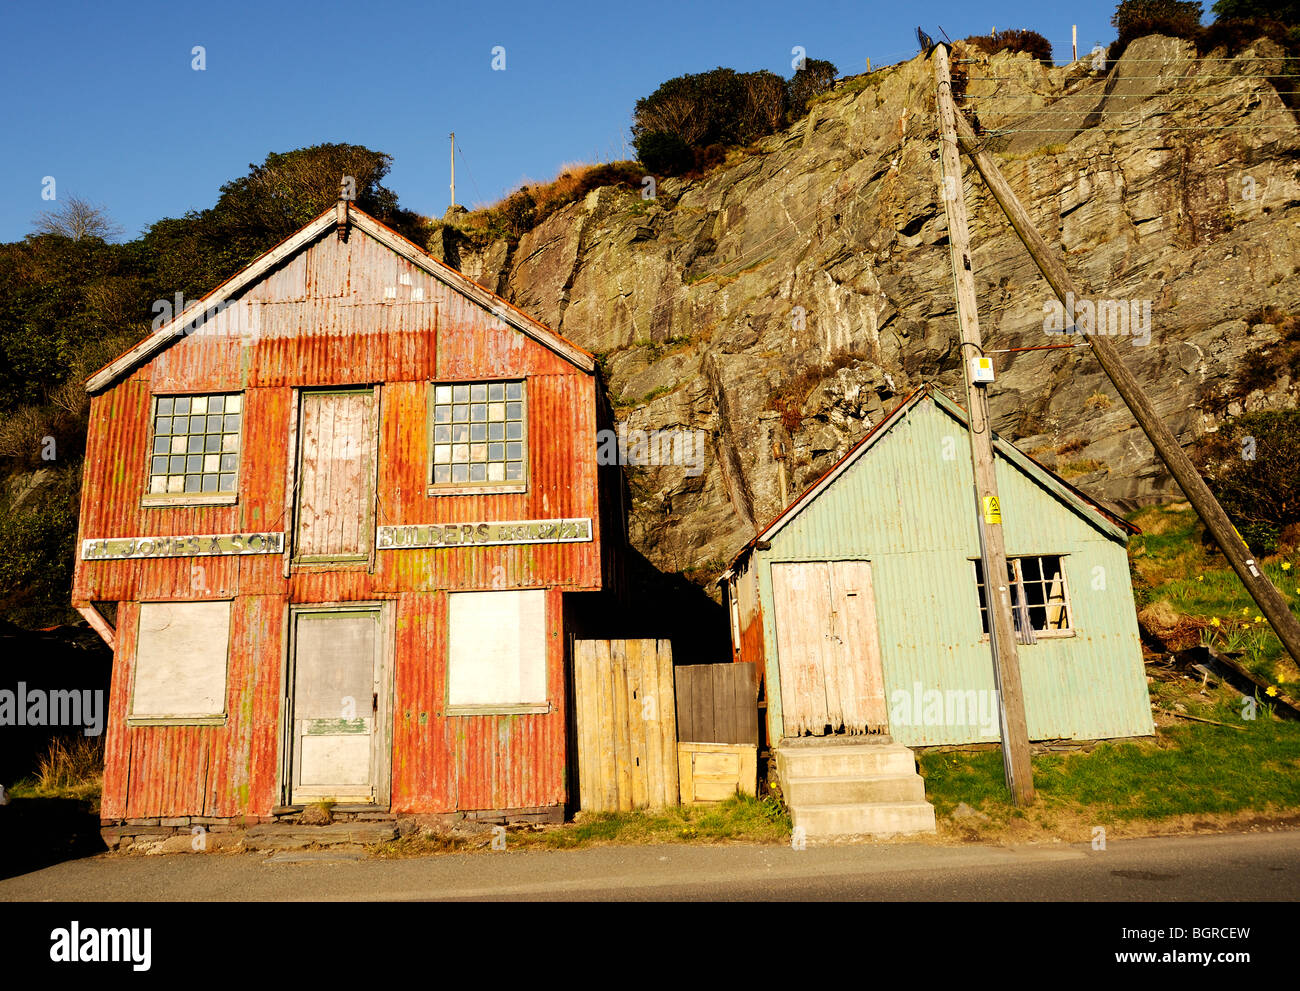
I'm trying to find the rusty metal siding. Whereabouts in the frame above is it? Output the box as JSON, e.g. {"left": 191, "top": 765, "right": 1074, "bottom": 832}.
{"left": 100, "top": 595, "right": 283, "bottom": 818}
{"left": 78, "top": 220, "right": 601, "bottom": 818}
{"left": 390, "top": 587, "right": 567, "bottom": 813}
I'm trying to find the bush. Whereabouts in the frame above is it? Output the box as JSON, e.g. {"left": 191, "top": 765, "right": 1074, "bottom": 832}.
{"left": 1201, "top": 15, "right": 1297, "bottom": 52}
{"left": 1190, "top": 409, "right": 1300, "bottom": 554}
{"left": 630, "top": 58, "right": 837, "bottom": 179}
{"left": 1212, "top": 0, "right": 1300, "bottom": 22}
{"left": 635, "top": 131, "right": 695, "bottom": 176}
{"left": 963, "top": 29, "right": 1055, "bottom": 65}
{"left": 0, "top": 464, "right": 81, "bottom": 628}
{"left": 492, "top": 188, "right": 537, "bottom": 240}
{"left": 787, "top": 58, "right": 839, "bottom": 117}
{"left": 632, "top": 67, "right": 753, "bottom": 148}
{"left": 1109, "top": 0, "right": 1205, "bottom": 59}
{"left": 691, "top": 143, "right": 728, "bottom": 174}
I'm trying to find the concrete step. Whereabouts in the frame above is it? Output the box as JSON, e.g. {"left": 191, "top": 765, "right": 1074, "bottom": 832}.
{"left": 792, "top": 801, "right": 937, "bottom": 838}
{"left": 784, "top": 772, "right": 926, "bottom": 807}
{"left": 243, "top": 822, "right": 397, "bottom": 851}
{"left": 777, "top": 743, "right": 917, "bottom": 779}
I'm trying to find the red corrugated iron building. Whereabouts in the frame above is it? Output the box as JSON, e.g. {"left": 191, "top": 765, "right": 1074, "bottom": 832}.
{"left": 71, "top": 203, "right": 621, "bottom": 827}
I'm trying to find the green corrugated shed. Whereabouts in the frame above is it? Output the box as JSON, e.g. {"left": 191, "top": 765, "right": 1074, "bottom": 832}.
{"left": 725, "top": 384, "right": 1155, "bottom": 747}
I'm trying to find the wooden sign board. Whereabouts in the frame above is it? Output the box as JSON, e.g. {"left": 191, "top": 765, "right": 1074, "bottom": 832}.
{"left": 82, "top": 532, "right": 285, "bottom": 560}
{"left": 377, "top": 518, "right": 592, "bottom": 550}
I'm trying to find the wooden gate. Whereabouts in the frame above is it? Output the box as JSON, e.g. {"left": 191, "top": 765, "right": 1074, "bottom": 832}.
{"left": 674, "top": 662, "right": 758, "bottom": 745}
{"left": 573, "top": 639, "right": 678, "bottom": 811}
{"left": 770, "top": 560, "right": 887, "bottom": 737}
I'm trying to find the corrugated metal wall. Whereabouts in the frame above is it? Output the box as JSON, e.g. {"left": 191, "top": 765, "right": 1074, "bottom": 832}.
{"left": 79, "top": 223, "right": 599, "bottom": 818}
{"left": 751, "top": 396, "right": 1153, "bottom": 746}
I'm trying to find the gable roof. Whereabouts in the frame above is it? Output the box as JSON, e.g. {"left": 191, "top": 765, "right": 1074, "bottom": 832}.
{"left": 729, "top": 382, "right": 1137, "bottom": 569}
{"left": 85, "top": 204, "right": 594, "bottom": 393}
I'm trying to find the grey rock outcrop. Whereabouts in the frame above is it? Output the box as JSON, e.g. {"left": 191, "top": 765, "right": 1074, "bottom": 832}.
{"left": 444, "top": 36, "right": 1300, "bottom": 597}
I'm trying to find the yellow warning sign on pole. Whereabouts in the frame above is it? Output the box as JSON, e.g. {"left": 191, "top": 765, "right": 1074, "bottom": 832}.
{"left": 982, "top": 495, "right": 1002, "bottom": 524}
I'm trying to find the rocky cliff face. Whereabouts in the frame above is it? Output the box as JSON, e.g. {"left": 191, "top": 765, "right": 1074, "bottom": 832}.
{"left": 439, "top": 36, "right": 1300, "bottom": 596}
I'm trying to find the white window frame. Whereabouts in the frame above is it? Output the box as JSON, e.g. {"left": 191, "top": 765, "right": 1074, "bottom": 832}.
{"left": 972, "top": 554, "right": 1075, "bottom": 642}
{"left": 142, "top": 392, "right": 244, "bottom": 508}
{"left": 427, "top": 379, "right": 528, "bottom": 496}
{"left": 445, "top": 589, "right": 549, "bottom": 714}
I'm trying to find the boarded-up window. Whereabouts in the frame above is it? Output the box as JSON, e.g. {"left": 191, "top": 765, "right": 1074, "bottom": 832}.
{"left": 131, "top": 601, "right": 231, "bottom": 719}
{"left": 294, "top": 389, "right": 376, "bottom": 560}
{"left": 447, "top": 590, "right": 546, "bottom": 709}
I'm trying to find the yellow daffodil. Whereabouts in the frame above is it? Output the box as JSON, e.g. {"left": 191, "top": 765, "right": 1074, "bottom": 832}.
{"left": 1196, "top": 575, "right": 1204, "bottom": 582}
{"left": 1211, "top": 617, "right": 1221, "bottom": 627}
{"left": 1255, "top": 616, "right": 1263, "bottom": 623}
{"left": 1267, "top": 686, "right": 1279, "bottom": 697}
{"left": 1283, "top": 562, "right": 1292, "bottom": 571}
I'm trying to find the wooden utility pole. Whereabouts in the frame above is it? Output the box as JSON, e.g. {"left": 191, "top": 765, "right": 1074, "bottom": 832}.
{"left": 449, "top": 132, "right": 456, "bottom": 208}
{"left": 934, "top": 43, "right": 1035, "bottom": 805}
{"left": 949, "top": 109, "right": 1300, "bottom": 666}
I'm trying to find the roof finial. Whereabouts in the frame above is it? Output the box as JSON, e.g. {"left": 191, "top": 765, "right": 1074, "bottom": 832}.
{"left": 337, "top": 174, "right": 354, "bottom": 242}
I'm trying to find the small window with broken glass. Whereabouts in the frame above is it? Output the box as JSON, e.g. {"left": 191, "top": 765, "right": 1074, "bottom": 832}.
{"left": 973, "top": 554, "right": 1072, "bottom": 642}
{"left": 429, "top": 381, "right": 526, "bottom": 488}
{"left": 147, "top": 393, "right": 242, "bottom": 496}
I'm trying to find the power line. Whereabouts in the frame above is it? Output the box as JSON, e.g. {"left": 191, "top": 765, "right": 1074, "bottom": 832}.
{"left": 454, "top": 142, "right": 484, "bottom": 208}
{"left": 962, "top": 107, "right": 1296, "bottom": 115}
{"left": 968, "top": 73, "right": 1300, "bottom": 80}
{"left": 957, "top": 56, "right": 1300, "bottom": 63}
{"left": 961, "top": 91, "right": 1300, "bottom": 99}
{"left": 983, "top": 124, "right": 1299, "bottom": 133}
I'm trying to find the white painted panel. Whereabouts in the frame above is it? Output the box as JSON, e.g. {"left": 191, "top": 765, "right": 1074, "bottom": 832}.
{"left": 300, "top": 734, "right": 371, "bottom": 786}
{"left": 447, "top": 590, "right": 546, "bottom": 707}
{"left": 132, "top": 601, "right": 231, "bottom": 717}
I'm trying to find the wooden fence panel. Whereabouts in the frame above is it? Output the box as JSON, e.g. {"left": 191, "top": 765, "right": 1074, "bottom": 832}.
{"left": 573, "top": 638, "right": 679, "bottom": 811}
{"left": 675, "top": 662, "right": 759, "bottom": 745}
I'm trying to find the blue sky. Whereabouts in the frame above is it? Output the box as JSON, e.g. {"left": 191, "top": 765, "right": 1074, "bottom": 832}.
{"left": 0, "top": 0, "right": 1122, "bottom": 242}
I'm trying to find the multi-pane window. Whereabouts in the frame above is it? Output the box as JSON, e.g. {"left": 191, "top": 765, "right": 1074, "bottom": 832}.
{"left": 430, "top": 381, "right": 526, "bottom": 486}
{"left": 148, "top": 394, "right": 242, "bottom": 495}
{"left": 973, "top": 554, "right": 1071, "bottom": 641}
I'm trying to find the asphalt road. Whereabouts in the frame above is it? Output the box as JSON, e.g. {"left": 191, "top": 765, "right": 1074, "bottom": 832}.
{"left": 0, "top": 828, "right": 1297, "bottom": 901}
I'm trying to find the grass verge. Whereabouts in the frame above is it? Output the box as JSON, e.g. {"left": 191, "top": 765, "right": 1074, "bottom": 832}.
{"left": 7, "top": 736, "right": 104, "bottom": 807}
{"left": 921, "top": 672, "right": 1300, "bottom": 841}
{"left": 371, "top": 792, "right": 791, "bottom": 858}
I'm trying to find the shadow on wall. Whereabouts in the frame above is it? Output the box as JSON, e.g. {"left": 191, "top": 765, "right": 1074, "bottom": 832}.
{"left": 566, "top": 547, "right": 731, "bottom": 666}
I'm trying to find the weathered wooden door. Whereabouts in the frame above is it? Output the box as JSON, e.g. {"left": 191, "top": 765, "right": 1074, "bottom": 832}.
{"left": 294, "top": 389, "right": 376, "bottom": 561}
{"left": 289, "top": 608, "right": 384, "bottom": 804}
{"left": 770, "top": 561, "right": 886, "bottom": 737}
